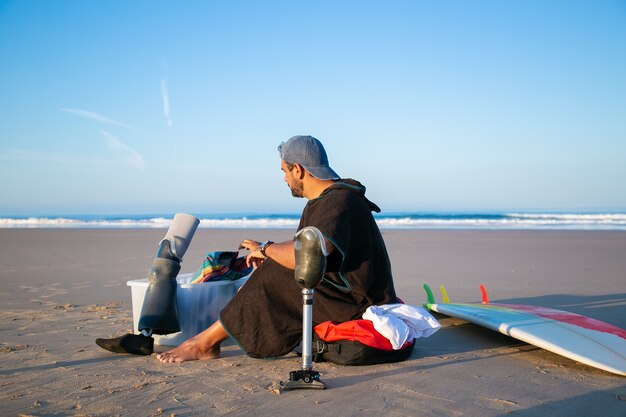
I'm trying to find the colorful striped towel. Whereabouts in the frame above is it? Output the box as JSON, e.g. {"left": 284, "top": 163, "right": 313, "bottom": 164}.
{"left": 190, "top": 251, "right": 253, "bottom": 284}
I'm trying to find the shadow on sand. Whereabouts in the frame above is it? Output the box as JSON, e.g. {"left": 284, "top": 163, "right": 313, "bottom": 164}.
{"left": 495, "top": 388, "right": 626, "bottom": 417}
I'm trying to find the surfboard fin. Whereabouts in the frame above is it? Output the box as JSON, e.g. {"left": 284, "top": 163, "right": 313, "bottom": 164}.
{"left": 423, "top": 283, "right": 436, "bottom": 304}
{"left": 480, "top": 284, "right": 489, "bottom": 304}
{"left": 440, "top": 286, "right": 450, "bottom": 304}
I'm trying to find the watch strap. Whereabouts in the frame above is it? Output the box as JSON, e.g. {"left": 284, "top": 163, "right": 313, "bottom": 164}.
{"left": 259, "top": 241, "right": 274, "bottom": 258}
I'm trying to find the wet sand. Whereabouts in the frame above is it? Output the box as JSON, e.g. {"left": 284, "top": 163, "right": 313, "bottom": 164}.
{"left": 1, "top": 229, "right": 624, "bottom": 416}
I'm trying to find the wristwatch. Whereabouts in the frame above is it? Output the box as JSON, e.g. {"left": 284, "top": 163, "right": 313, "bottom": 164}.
{"left": 259, "top": 240, "right": 274, "bottom": 258}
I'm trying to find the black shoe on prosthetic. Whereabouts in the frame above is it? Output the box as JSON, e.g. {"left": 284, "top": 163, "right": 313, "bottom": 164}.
{"left": 96, "top": 333, "right": 154, "bottom": 355}
{"left": 281, "top": 226, "right": 328, "bottom": 391}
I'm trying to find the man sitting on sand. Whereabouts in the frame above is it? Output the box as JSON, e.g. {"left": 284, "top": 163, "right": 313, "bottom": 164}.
{"left": 156, "top": 135, "right": 399, "bottom": 363}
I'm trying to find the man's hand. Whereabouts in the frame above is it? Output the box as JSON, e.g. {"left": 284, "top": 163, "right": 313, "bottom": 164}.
{"left": 239, "top": 238, "right": 314, "bottom": 272}
{"left": 239, "top": 239, "right": 261, "bottom": 252}
{"left": 239, "top": 239, "right": 265, "bottom": 269}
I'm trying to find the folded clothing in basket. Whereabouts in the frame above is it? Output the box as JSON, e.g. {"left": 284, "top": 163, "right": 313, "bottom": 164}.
{"left": 190, "top": 251, "right": 253, "bottom": 284}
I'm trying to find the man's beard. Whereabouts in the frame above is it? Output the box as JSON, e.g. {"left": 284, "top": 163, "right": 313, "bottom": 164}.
{"left": 289, "top": 179, "right": 304, "bottom": 198}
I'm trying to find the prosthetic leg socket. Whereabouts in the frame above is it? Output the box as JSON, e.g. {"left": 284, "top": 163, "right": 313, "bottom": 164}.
{"left": 137, "top": 255, "right": 182, "bottom": 334}
{"left": 293, "top": 226, "right": 328, "bottom": 289}
{"left": 281, "top": 226, "right": 327, "bottom": 390}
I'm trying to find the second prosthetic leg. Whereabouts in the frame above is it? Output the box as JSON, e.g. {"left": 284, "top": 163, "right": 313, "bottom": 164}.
{"left": 281, "top": 226, "right": 328, "bottom": 390}
{"left": 137, "top": 213, "right": 200, "bottom": 334}
{"left": 96, "top": 213, "right": 199, "bottom": 355}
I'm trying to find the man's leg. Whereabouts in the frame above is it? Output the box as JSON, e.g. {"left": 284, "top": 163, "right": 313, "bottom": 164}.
{"left": 156, "top": 320, "right": 229, "bottom": 363}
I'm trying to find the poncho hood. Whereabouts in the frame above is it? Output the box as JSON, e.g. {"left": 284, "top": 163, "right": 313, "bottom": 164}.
{"left": 321, "top": 179, "right": 381, "bottom": 213}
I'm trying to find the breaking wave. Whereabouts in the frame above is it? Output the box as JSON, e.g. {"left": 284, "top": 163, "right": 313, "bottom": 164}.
{"left": 1, "top": 213, "right": 625, "bottom": 230}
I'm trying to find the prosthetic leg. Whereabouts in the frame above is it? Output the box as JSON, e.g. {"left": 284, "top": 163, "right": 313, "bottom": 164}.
{"left": 137, "top": 213, "right": 199, "bottom": 334}
{"left": 96, "top": 213, "right": 200, "bottom": 355}
{"left": 281, "top": 226, "right": 328, "bottom": 390}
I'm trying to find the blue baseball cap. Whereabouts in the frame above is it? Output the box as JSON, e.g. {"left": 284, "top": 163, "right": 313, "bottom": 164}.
{"left": 278, "top": 135, "right": 340, "bottom": 180}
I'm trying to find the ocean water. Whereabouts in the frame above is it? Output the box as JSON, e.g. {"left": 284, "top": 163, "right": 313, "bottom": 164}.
{"left": 1, "top": 213, "right": 625, "bottom": 230}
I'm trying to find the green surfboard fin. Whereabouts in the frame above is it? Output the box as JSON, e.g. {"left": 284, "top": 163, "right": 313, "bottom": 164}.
{"left": 423, "top": 283, "right": 436, "bottom": 305}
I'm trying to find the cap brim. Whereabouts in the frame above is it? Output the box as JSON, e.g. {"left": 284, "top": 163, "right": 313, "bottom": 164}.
{"left": 304, "top": 165, "right": 340, "bottom": 181}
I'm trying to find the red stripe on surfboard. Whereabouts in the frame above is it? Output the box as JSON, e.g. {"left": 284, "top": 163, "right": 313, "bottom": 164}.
{"left": 491, "top": 303, "right": 626, "bottom": 340}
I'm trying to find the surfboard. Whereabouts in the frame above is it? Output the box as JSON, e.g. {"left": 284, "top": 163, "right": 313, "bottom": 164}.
{"left": 423, "top": 284, "right": 626, "bottom": 376}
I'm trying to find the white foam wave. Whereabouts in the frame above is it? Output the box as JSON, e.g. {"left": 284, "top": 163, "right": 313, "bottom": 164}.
{"left": 199, "top": 218, "right": 299, "bottom": 228}
{"left": 1, "top": 214, "right": 625, "bottom": 230}
{"left": 0, "top": 217, "right": 300, "bottom": 229}
{"left": 0, "top": 217, "right": 174, "bottom": 228}
{"left": 376, "top": 214, "right": 626, "bottom": 230}
{"left": 508, "top": 213, "right": 626, "bottom": 222}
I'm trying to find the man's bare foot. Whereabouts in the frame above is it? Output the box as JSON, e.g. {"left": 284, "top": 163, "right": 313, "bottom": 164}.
{"left": 156, "top": 320, "right": 229, "bottom": 363}
{"left": 156, "top": 337, "right": 220, "bottom": 363}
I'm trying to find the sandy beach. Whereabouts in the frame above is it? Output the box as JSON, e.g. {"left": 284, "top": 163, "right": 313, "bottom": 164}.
{"left": 1, "top": 228, "right": 624, "bottom": 416}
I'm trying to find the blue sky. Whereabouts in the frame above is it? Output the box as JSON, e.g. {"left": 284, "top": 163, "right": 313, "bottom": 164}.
{"left": 1, "top": 0, "right": 625, "bottom": 215}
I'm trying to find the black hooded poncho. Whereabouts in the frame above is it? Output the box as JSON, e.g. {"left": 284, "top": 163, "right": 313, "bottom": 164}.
{"left": 219, "top": 179, "right": 397, "bottom": 358}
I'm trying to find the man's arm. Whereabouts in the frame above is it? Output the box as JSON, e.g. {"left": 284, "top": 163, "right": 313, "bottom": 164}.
{"left": 256, "top": 240, "right": 296, "bottom": 269}
{"left": 239, "top": 239, "right": 295, "bottom": 270}
{"left": 240, "top": 238, "right": 335, "bottom": 270}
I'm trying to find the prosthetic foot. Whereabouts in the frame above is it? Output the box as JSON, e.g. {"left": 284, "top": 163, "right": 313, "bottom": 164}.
{"left": 281, "top": 227, "right": 328, "bottom": 390}
{"left": 96, "top": 213, "right": 199, "bottom": 355}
